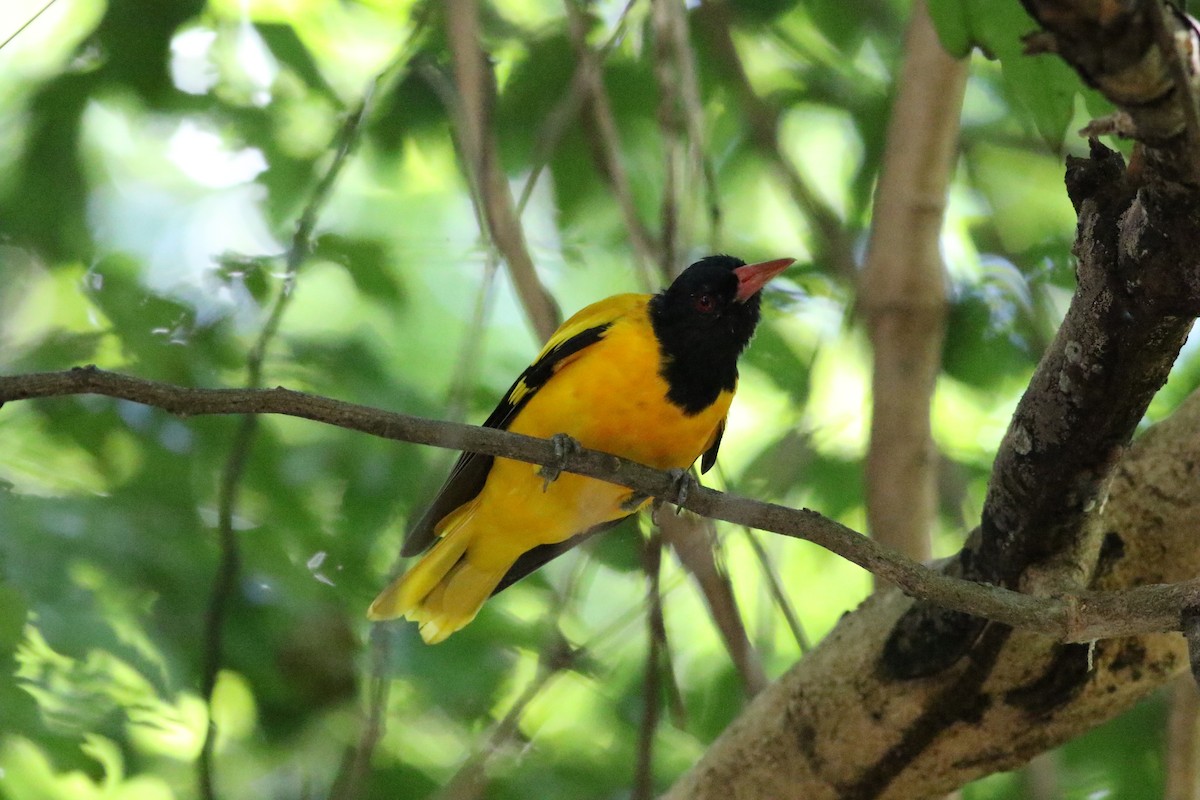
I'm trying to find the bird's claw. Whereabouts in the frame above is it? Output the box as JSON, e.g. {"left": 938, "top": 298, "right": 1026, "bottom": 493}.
{"left": 538, "top": 433, "right": 581, "bottom": 491}
{"left": 671, "top": 468, "right": 699, "bottom": 513}
{"left": 655, "top": 468, "right": 698, "bottom": 516}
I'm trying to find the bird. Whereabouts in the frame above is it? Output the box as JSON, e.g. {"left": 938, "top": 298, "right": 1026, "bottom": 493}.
{"left": 368, "top": 254, "right": 794, "bottom": 643}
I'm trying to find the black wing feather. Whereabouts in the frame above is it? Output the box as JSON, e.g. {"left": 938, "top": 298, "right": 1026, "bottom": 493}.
{"left": 700, "top": 419, "right": 725, "bottom": 474}
{"left": 491, "top": 517, "right": 626, "bottom": 595}
{"left": 401, "top": 322, "right": 613, "bottom": 556}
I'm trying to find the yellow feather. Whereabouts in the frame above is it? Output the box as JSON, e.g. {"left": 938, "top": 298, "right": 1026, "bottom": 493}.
{"left": 370, "top": 293, "right": 733, "bottom": 642}
{"left": 366, "top": 500, "right": 477, "bottom": 622}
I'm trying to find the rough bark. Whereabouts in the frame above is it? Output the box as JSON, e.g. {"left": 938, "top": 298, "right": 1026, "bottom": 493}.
{"left": 667, "top": 0, "right": 1200, "bottom": 795}
{"left": 664, "top": 385, "right": 1200, "bottom": 798}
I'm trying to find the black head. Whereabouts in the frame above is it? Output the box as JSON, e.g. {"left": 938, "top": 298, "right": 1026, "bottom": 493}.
{"left": 649, "top": 255, "right": 793, "bottom": 414}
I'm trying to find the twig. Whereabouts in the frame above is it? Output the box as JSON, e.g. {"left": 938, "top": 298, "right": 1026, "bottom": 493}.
{"left": 741, "top": 527, "right": 811, "bottom": 653}
{"left": 516, "top": 1, "right": 639, "bottom": 218}
{"left": 564, "top": 0, "right": 665, "bottom": 287}
{"left": 198, "top": 64, "right": 384, "bottom": 800}
{"left": 8, "top": 366, "right": 1200, "bottom": 643}
{"left": 329, "top": 625, "right": 392, "bottom": 800}
{"left": 695, "top": 0, "right": 857, "bottom": 279}
{"left": 445, "top": 0, "right": 561, "bottom": 342}
{"left": 652, "top": 0, "right": 683, "bottom": 275}
{"left": 0, "top": 0, "right": 59, "bottom": 52}
{"left": 659, "top": 512, "right": 768, "bottom": 694}
{"left": 653, "top": 0, "right": 723, "bottom": 258}
{"left": 432, "top": 541, "right": 593, "bottom": 797}
{"left": 633, "top": 529, "right": 666, "bottom": 800}
{"left": 434, "top": 633, "right": 581, "bottom": 800}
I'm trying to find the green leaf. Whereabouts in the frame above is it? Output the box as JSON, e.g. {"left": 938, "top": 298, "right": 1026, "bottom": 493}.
{"left": 256, "top": 23, "right": 336, "bottom": 98}
{"left": 1001, "top": 53, "right": 1078, "bottom": 152}
{"left": 0, "top": 583, "right": 27, "bottom": 656}
{"left": 926, "top": 0, "right": 973, "bottom": 58}
{"left": 313, "top": 235, "right": 403, "bottom": 305}
{"left": 973, "top": 0, "right": 1081, "bottom": 150}
{"left": 942, "top": 287, "right": 1035, "bottom": 389}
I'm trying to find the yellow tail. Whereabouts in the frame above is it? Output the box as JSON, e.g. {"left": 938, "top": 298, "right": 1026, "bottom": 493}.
{"left": 367, "top": 502, "right": 509, "bottom": 644}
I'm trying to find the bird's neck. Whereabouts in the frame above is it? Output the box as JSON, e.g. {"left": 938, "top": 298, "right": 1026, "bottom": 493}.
{"left": 660, "top": 349, "right": 738, "bottom": 415}
{"left": 649, "top": 297, "right": 742, "bottom": 416}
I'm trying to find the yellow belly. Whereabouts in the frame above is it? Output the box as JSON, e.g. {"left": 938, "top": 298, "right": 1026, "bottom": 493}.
{"left": 466, "top": 311, "right": 732, "bottom": 569}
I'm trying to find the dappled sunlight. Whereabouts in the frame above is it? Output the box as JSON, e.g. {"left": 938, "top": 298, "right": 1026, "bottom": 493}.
{"left": 780, "top": 104, "right": 864, "bottom": 221}
{"left": 2, "top": 0, "right": 1194, "bottom": 797}
{"left": 0, "top": 735, "right": 176, "bottom": 800}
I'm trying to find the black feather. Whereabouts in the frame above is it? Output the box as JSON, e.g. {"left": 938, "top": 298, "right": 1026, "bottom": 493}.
{"left": 401, "top": 322, "right": 612, "bottom": 556}
{"left": 700, "top": 419, "right": 724, "bottom": 474}
{"left": 649, "top": 255, "right": 761, "bottom": 415}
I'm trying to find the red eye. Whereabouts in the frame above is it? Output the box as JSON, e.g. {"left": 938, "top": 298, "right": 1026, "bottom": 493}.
{"left": 694, "top": 293, "right": 717, "bottom": 313}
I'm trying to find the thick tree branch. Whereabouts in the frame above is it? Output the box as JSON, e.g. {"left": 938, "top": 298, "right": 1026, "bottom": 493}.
{"left": 666, "top": 385, "right": 1200, "bottom": 799}
{"left": 5, "top": 365, "right": 1200, "bottom": 645}
{"left": 887, "top": 143, "right": 1200, "bottom": 680}
{"left": 669, "top": 4, "right": 1200, "bottom": 791}
{"left": 1021, "top": 0, "right": 1200, "bottom": 179}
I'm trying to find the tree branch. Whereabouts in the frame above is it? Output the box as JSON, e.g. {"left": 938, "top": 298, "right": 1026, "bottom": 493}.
{"left": 665, "top": 385, "right": 1200, "bottom": 798}
{"left": 445, "top": 0, "right": 562, "bottom": 342}
{"left": 861, "top": 0, "right": 965, "bottom": 568}
{"left": 658, "top": 512, "right": 768, "bottom": 696}
{"left": 564, "top": 0, "right": 665, "bottom": 286}
{"left": 694, "top": 0, "right": 858, "bottom": 279}
{"left": 6, "top": 365, "right": 1200, "bottom": 644}
{"left": 1021, "top": 0, "right": 1200, "bottom": 179}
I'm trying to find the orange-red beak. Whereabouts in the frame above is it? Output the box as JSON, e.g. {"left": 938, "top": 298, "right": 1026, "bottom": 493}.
{"left": 733, "top": 258, "right": 795, "bottom": 303}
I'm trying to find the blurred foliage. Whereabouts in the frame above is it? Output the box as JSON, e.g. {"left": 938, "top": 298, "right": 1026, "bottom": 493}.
{"left": 0, "top": 0, "right": 1195, "bottom": 798}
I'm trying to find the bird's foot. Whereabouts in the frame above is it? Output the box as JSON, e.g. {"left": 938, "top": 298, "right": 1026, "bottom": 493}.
{"left": 538, "top": 433, "right": 581, "bottom": 491}
{"left": 652, "top": 468, "right": 699, "bottom": 517}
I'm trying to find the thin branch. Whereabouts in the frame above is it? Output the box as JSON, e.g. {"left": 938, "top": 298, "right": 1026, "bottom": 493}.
{"left": 445, "top": 0, "right": 561, "bottom": 341}
{"left": 517, "top": 0, "right": 639, "bottom": 219}
{"left": 741, "top": 527, "right": 811, "bottom": 654}
{"left": 661, "top": 0, "right": 723, "bottom": 250}
{"left": 632, "top": 530, "right": 666, "bottom": 800}
{"left": 7, "top": 366, "right": 1200, "bottom": 643}
{"left": 652, "top": 0, "right": 683, "bottom": 275}
{"left": 198, "top": 68, "right": 382, "bottom": 800}
{"left": 659, "top": 512, "right": 768, "bottom": 694}
{"left": 329, "top": 625, "right": 392, "bottom": 800}
{"left": 0, "top": 0, "right": 59, "bottom": 52}
{"left": 433, "top": 540, "right": 594, "bottom": 797}
{"left": 564, "top": 0, "right": 665, "bottom": 287}
{"left": 434, "top": 633, "right": 582, "bottom": 799}
{"left": 694, "top": 0, "right": 857, "bottom": 279}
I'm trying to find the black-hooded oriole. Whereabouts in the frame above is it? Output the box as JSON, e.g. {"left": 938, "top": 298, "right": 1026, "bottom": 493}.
{"left": 368, "top": 254, "right": 794, "bottom": 642}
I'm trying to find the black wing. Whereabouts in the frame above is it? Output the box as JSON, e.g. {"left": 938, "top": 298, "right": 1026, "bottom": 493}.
{"left": 700, "top": 418, "right": 725, "bottom": 474}
{"left": 401, "top": 322, "right": 614, "bottom": 557}
{"left": 491, "top": 517, "right": 627, "bottom": 595}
